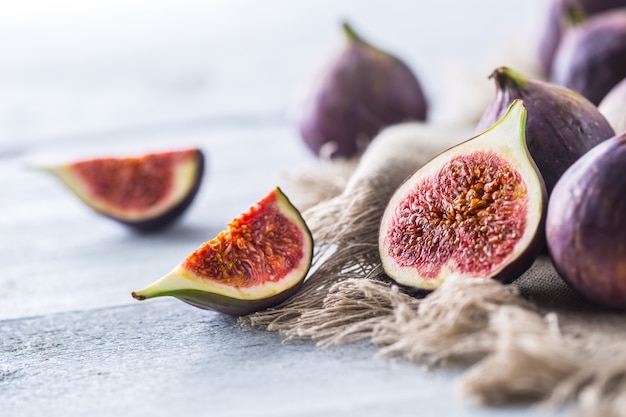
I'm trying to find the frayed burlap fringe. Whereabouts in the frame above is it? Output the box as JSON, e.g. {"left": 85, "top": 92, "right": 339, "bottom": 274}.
{"left": 241, "top": 121, "right": 626, "bottom": 417}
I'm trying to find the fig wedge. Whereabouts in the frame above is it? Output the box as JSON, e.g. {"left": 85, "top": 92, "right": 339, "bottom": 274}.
{"left": 40, "top": 148, "right": 205, "bottom": 231}
{"left": 132, "top": 187, "right": 313, "bottom": 316}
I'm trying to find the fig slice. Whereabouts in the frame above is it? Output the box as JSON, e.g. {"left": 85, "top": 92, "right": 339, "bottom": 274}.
{"left": 131, "top": 187, "right": 313, "bottom": 316}
{"left": 379, "top": 100, "right": 547, "bottom": 290}
{"left": 41, "top": 148, "right": 205, "bottom": 231}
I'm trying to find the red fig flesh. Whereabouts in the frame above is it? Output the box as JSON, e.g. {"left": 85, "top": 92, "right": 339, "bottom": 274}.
{"left": 379, "top": 100, "right": 546, "bottom": 290}
{"left": 132, "top": 187, "right": 313, "bottom": 316}
{"left": 295, "top": 22, "right": 428, "bottom": 159}
{"left": 547, "top": 132, "right": 626, "bottom": 309}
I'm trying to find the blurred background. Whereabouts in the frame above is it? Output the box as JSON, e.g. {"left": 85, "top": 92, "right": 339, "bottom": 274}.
{"left": 0, "top": 0, "right": 547, "bottom": 320}
{"left": 0, "top": 0, "right": 546, "bottom": 147}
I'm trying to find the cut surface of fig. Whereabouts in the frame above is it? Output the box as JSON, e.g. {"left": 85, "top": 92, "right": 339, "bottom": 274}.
{"left": 379, "top": 100, "right": 546, "bottom": 290}
{"left": 131, "top": 187, "right": 313, "bottom": 316}
{"left": 42, "top": 148, "right": 204, "bottom": 231}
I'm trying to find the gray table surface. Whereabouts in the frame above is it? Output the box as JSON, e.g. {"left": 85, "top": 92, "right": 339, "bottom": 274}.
{"left": 1, "top": 1, "right": 564, "bottom": 416}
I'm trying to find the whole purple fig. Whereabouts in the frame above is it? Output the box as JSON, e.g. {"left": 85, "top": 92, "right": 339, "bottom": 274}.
{"left": 537, "top": 0, "right": 626, "bottom": 77}
{"left": 547, "top": 132, "right": 626, "bottom": 310}
{"left": 598, "top": 76, "right": 626, "bottom": 133}
{"left": 294, "top": 22, "right": 428, "bottom": 159}
{"left": 550, "top": 8, "right": 626, "bottom": 105}
{"left": 476, "top": 66, "right": 614, "bottom": 194}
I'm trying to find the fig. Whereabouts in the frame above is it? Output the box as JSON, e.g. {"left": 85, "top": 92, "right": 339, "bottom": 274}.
{"left": 537, "top": 0, "right": 626, "bottom": 76}
{"left": 379, "top": 100, "right": 546, "bottom": 290}
{"left": 550, "top": 8, "right": 626, "bottom": 105}
{"left": 546, "top": 132, "right": 626, "bottom": 309}
{"left": 598, "top": 76, "right": 626, "bottom": 133}
{"left": 294, "top": 21, "right": 428, "bottom": 159}
{"left": 476, "top": 66, "right": 614, "bottom": 194}
{"left": 131, "top": 187, "right": 313, "bottom": 316}
{"left": 41, "top": 148, "right": 205, "bottom": 231}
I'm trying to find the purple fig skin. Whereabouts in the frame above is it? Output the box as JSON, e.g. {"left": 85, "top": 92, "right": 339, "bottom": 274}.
{"left": 538, "top": 0, "right": 626, "bottom": 77}
{"left": 598, "top": 76, "right": 626, "bottom": 134}
{"left": 550, "top": 8, "right": 626, "bottom": 105}
{"left": 546, "top": 132, "right": 626, "bottom": 310}
{"left": 296, "top": 22, "right": 428, "bottom": 159}
{"left": 476, "top": 67, "right": 615, "bottom": 194}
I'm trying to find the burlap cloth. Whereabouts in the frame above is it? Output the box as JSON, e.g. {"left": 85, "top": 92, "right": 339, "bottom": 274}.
{"left": 240, "top": 119, "right": 626, "bottom": 417}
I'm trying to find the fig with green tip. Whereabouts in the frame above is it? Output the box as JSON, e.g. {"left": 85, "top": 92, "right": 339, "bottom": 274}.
{"left": 40, "top": 148, "right": 205, "bottom": 232}
{"left": 379, "top": 100, "right": 547, "bottom": 291}
{"left": 547, "top": 131, "right": 626, "bottom": 309}
{"left": 132, "top": 187, "right": 313, "bottom": 316}
{"left": 294, "top": 21, "right": 428, "bottom": 159}
{"left": 476, "top": 66, "right": 614, "bottom": 194}
{"left": 550, "top": 8, "right": 626, "bottom": 105}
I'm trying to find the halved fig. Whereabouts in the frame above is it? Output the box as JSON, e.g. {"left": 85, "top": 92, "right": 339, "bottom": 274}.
{"left": 41, "top": 148, "right": 205, "bottom": 231}
{"left": 379, "top": 100, "right": 546, "bottom": 290}
{"left": 131, "top": 187, "right": 313, "bottom": 316}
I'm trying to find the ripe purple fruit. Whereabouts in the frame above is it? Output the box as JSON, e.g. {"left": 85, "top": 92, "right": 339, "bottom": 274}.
{"left": 550, "top": 8, "right": 626, "bottom": 105}
{"left": 476, "top": 67, "right": 614, "bottom": 194}
{"left": 295, "top": 22, "right": 428, "bottom": 159}
{"left": 537, "top": 0, "right": 626, "bottom": 76}
{"left": 547, "top": 132, "right": 626, "bottom": 309}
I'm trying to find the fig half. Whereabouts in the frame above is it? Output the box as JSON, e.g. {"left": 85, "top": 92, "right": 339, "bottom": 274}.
{"left": 132, "top": 187, "right": 313, "bottom": 316}
{"left": 41, "top": 148, "right": 205, "bottom": 231}
{"left": 547, "top": 132, "right": 626, "bottom": 309}
{"left": 476, "top": 67, "right": 614, "bottom": 194}
{"left": 379, "top": 100, "right": 546, "bottom": 290}
{"left": 295, "top": 22, "right": 428, "bottom": 159}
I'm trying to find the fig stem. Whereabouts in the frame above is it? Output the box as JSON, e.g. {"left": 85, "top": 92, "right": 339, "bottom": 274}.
{"left": 342, "top": 21, "right": 364, "bottom": 43}
{"left": 490, "top": 67, "right": 529, "bottom": 90}
{"left": 563, "top": 2, "right": 587, "bottom": 28}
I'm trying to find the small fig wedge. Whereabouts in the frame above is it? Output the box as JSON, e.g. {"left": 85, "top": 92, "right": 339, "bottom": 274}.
{"left": 379, "top": 100, "right": 546, "bottom": 290}
{"left": 550, "top": 8, "right": 626, "bottom": 105}
{"left": 476, "top": 66, "right": 614, "bottom": 194}
{"left": 295, "top": 21, "right": 428, "bottom": 159}
{"left": 547, "top": 132, "right": 626, "bottom": 310}
{"left": 132, "top": 187, "right": 313, "bottom": 316}
{"left": 41, "top": 148, "right": 205, "bottom": 231}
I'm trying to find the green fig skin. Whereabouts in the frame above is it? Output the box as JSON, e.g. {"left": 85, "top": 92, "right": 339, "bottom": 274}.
{"left": 296, "top": 22, "right": 428, "bottom": 159}
{"left": 547, "top": 132, "right": 626, "bottom": 310}
{"left": 550, "top": 8, "right": 626, "bottom": 105}
{"left": 476, "top": 67, "right": 615, "bottom": 194}
{"left": 538, "top": 0, "right": 626, "bottom": 77}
